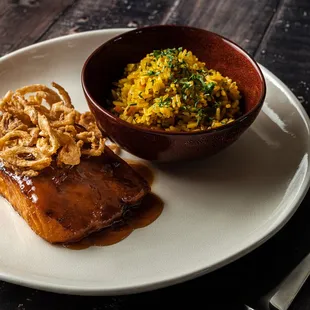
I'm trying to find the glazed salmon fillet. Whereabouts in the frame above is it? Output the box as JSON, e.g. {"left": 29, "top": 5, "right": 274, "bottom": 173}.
{"left": 0, "top": 147, "right": 150, "bottom": 244}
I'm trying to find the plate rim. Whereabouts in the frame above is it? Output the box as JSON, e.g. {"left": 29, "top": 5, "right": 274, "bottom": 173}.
{"left": 0, "top": 28, "right": 310, "bottom": 296}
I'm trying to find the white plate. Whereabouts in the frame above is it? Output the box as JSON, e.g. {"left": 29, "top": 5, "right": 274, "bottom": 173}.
{"left": 0, "top": 29, "right": 309, "bottom": 296}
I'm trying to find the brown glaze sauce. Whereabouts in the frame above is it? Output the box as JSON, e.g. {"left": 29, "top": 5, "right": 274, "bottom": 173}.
{"left": 126, "top": 160, "right": 155, "bottom": 186}
{"left": 63, "top": 161, "right": 163, "bottom": 250}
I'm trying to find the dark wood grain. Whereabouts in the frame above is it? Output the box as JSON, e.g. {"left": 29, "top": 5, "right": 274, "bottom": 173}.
{"left": 38, "top": 0, "right": 279, "bottom": 56}
{"left": 252, "top": 1, "right": 310, "bottom": 309}
{"left": 39, "top": 0, "right": 177, "bottom": 41}
{"left": 164, "top": 0, "right": 280, "bottom": 55}
{"left": 255, "top": 0, "right": 310, "bottom": 110}
{"left": 0, "top": 0, "right": 77, "bottom": 56}
{"left": 0, "top": 280, "right": 245, "bottom": 310}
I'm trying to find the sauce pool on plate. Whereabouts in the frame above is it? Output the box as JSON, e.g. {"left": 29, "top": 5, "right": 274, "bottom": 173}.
{"left": 63, "top": 161, "right": 163, "bottom": 250}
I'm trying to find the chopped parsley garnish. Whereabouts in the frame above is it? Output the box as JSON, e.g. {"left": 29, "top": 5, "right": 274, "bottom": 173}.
{"left": 195, "top": 108, "right": 215, "bottom": 125}
{"left": 189, "top": 74, "right": 216, "bottom": 95}
{"left": 190, "top": 73, "right": 206, "bottom": 85}
{"left": 204, "top": 82, "right": 216, "bottom": 94}
{"left": 158, "top": 97, "right": 172, "bottom": 107}
{"left": 151, "top": 47, "right": 184, "bottom": 68}
{"left": 214, "top": 101, "right": 221, "bottom": 108}
{"left": 196, "top": 108, "right": 206, "bottom": 124}
{"left": 194, "top": 99, "right": 200, "bottom": 107}
{"left": 112, "top": 46, "right": 241, "bottom": 132}
{"left": 152, "top": 49, "right": 161, "bottom": 59}
{"left": 182, "top": 93, "right": 188, "bottom": 101}
{"left": 179, "top": 105, "right": 190, "bottom": 111}
{"left": 197, "top": 69, "right": 207, "bottom": 74}
{"left": 179, "top": 80, "right": 192, "bottom": 92}
{"left": 147, "top": 70, "right": 160, "bottom": 76}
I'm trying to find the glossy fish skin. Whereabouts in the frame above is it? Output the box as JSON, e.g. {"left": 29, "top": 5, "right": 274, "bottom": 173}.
{"left": 0, "top": 147, "right": 150, "bottom": 244}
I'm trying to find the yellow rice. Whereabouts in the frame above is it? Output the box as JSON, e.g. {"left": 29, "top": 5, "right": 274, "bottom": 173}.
{"left": 111, "top": 47, "right": 242, "bottom": 132}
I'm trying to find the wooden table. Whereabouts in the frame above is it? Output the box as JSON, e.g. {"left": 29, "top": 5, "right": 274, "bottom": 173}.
{"left": 1, "top": 0, "right": 310, "bottom": 309}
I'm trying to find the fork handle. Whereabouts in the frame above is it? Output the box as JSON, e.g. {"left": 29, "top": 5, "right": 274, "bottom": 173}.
{"left": 269, "top": 253, "right": 310, "bottom": 310}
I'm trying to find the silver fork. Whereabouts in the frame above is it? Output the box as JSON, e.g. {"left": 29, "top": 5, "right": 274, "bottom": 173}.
{"left": 244, "top": 253, "right": 310, "bottom": 310}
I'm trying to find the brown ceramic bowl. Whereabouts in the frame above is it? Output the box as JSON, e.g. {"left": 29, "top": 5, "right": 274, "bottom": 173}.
{"left": 82, "top": 25, "right": 266, "bottom": 162}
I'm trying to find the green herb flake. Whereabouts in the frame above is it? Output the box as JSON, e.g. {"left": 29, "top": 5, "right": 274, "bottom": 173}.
{"left": 179, "top": 105, "right": 188, "bottom": 111}
{"left": 197, "top": 69, "right": 207, "bottom": 74}
{"left": 181, "top": 81, "right": 192, "bottom": 90}
{"left": 189, "top": 73, "right": 205, "bottom": 84}
{"left": 158, "top": 97, "right": 172, "bottom": 107}
{"left": 214, "top": 101, "right": 221, "bottom": 108}
{"left": 194, "top": 99, "right": 200, "bottom": 108}
{"left": 147, "top": 70, "right": 160, "bottom": 76}
{"left": 196, "top": 108, "right": 206, "bottom": 124}
{"left": 152, "top": 50, "right": 161, "bottom": 59}
{"left": 204, "top": 82, "right": 216, "bottom": 94}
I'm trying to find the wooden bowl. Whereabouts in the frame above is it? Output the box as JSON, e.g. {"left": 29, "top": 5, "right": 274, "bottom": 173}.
{"left": 82, "top": 25, "right": 266, "bottom": 162}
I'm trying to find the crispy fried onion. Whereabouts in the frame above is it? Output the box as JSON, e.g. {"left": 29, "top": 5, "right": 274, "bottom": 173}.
{"left": 0, "top": 82, "right": 106, "bottom": 177}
